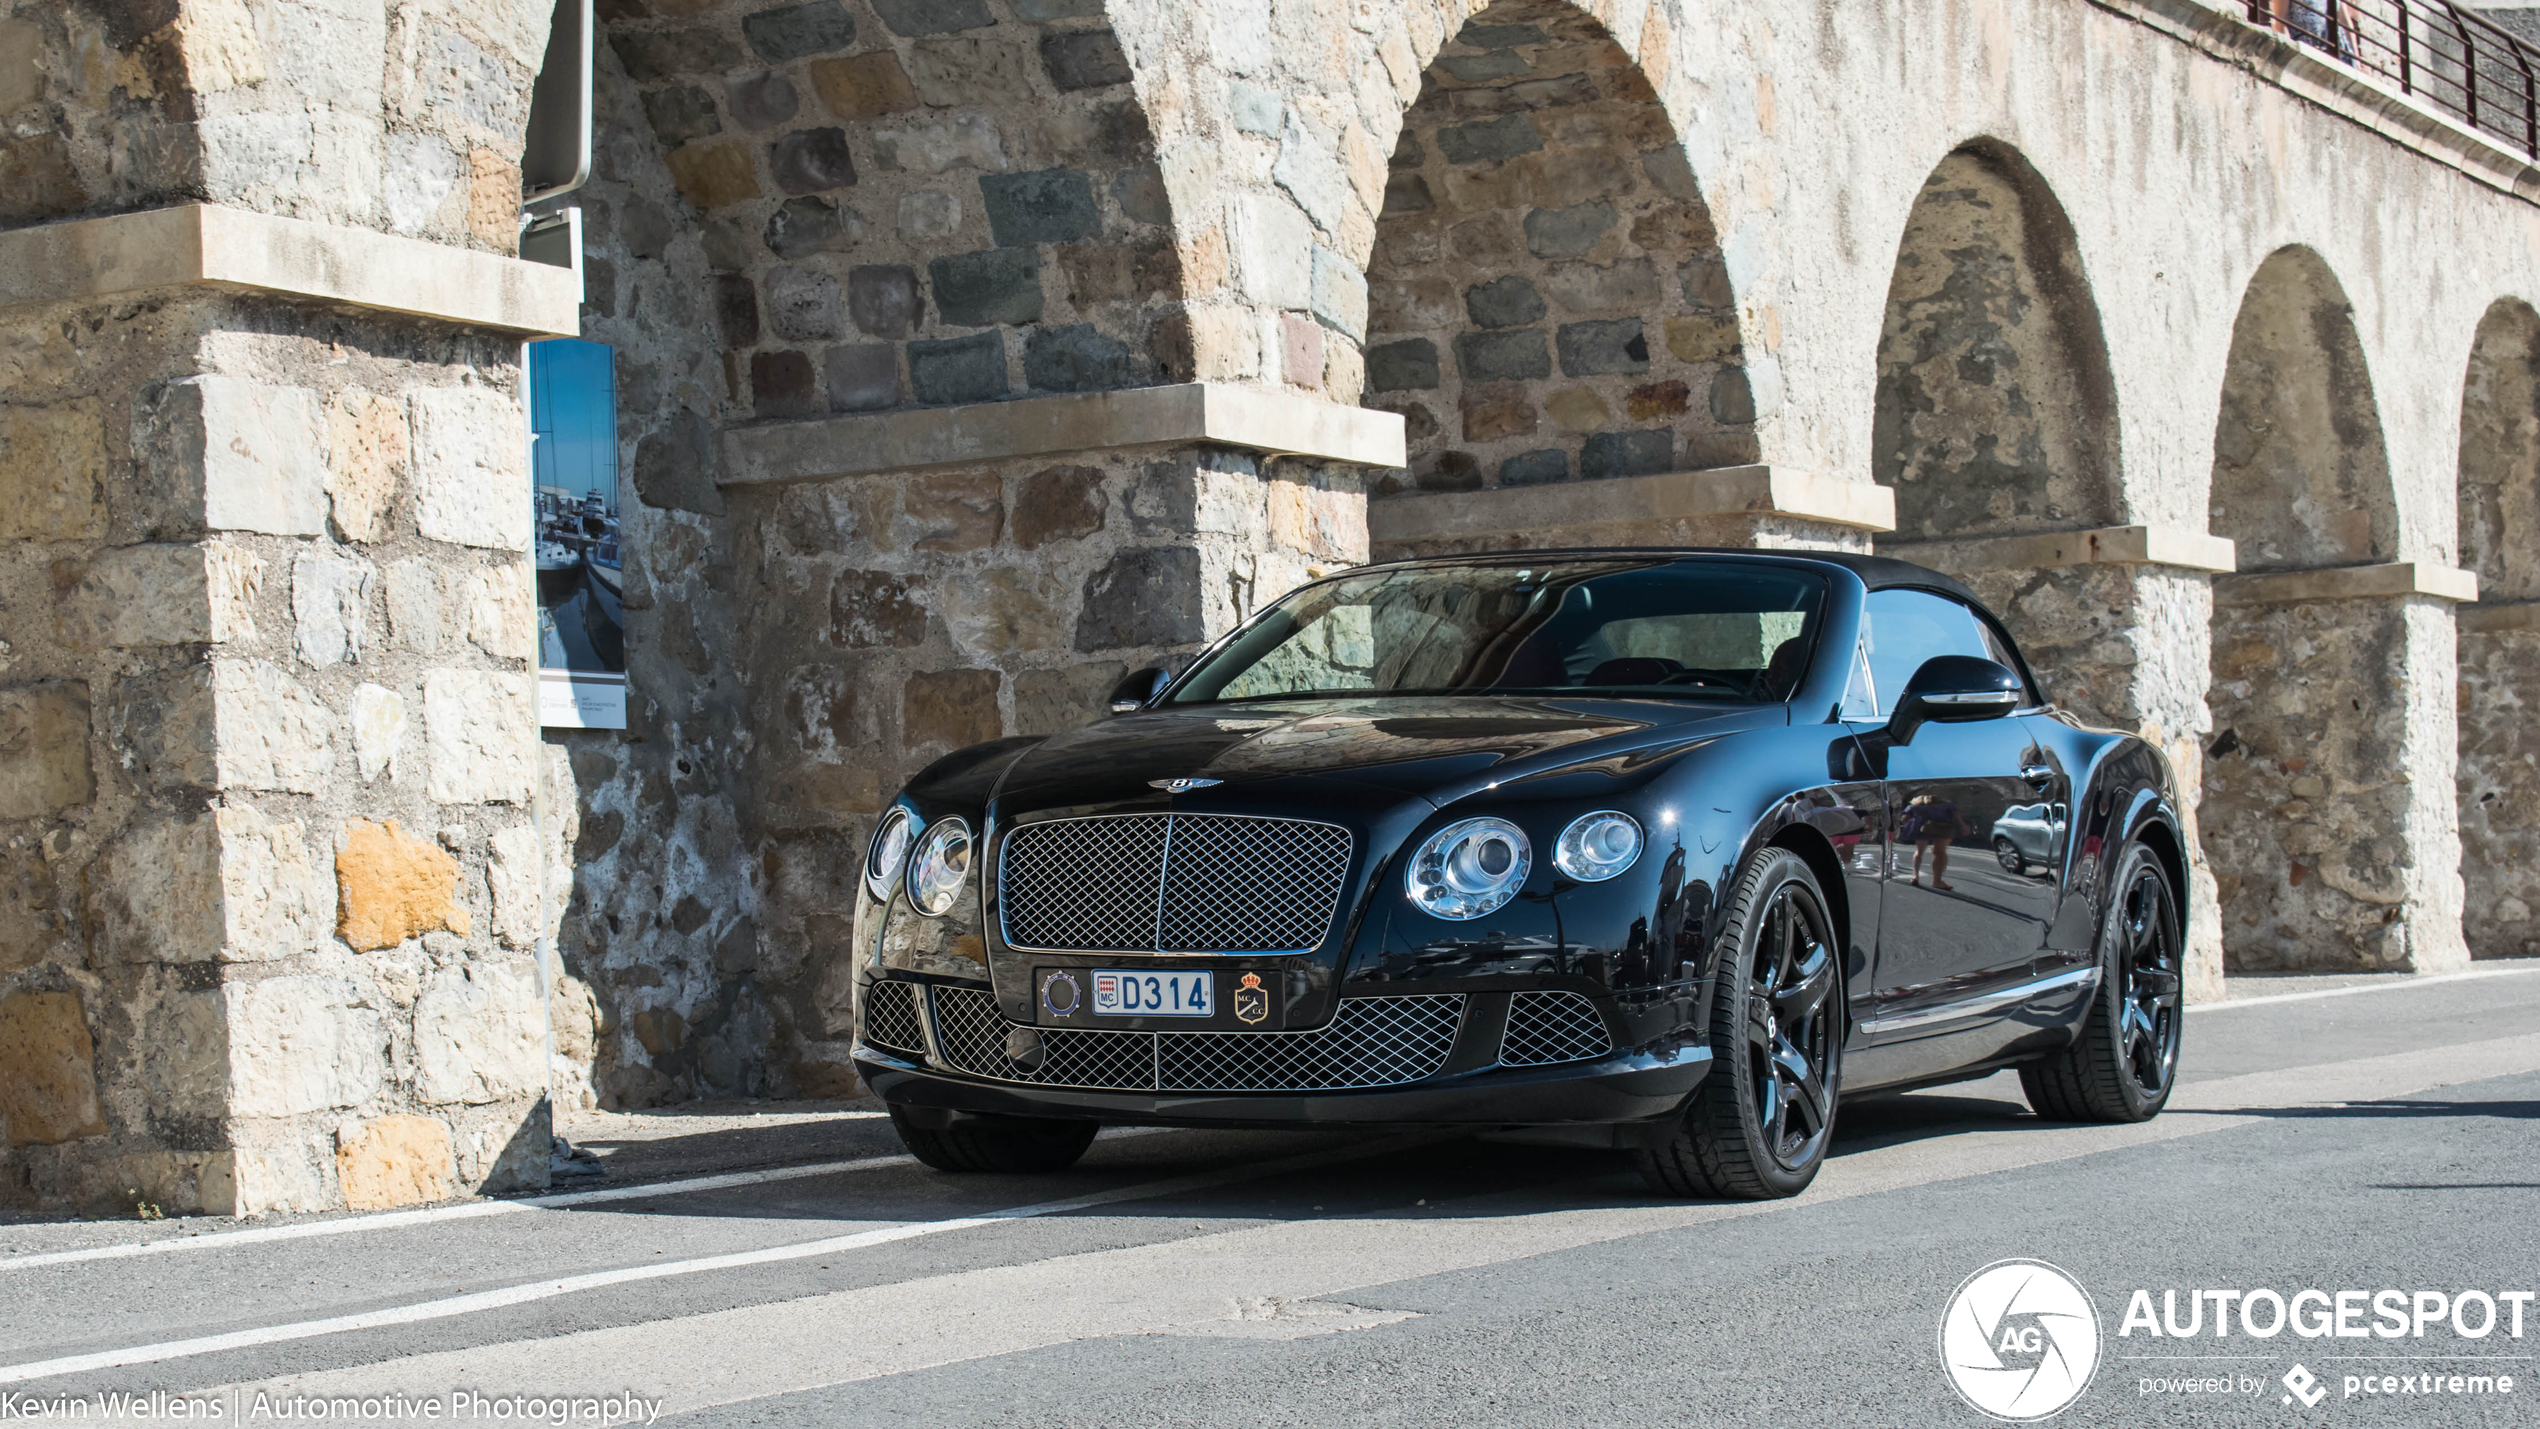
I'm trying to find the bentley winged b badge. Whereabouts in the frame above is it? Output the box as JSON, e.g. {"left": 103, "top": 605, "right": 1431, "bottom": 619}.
{"left": 1234, "top": 972, "right": 1269, "bottom": 1025}
{"left": 1148, "top": 777, "right": 1223, "bottom": 793}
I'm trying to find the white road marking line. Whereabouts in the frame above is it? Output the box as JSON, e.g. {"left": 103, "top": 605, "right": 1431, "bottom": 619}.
{"left": 0, "top": 1128, "right": 1178, "bottom": 1274}
{"left": 0, "top": 1132, "right": 1424, "bottom": 1386}
{"left": 2190, "top": 962, "right": 2540, "bottom": 1013}
{"left": 190, "top": 1032, "right": 2540, "bottom": 1423}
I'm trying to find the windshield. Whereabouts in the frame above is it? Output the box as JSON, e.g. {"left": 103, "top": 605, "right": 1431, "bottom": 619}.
{"left": 1169, "top": 559, "right": 1828, "bottom": 706}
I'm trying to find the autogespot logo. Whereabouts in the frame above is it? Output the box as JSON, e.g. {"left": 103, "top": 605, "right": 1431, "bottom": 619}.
{"left": 1941, "top": 1259, "right": 2104, "bottom": 1421}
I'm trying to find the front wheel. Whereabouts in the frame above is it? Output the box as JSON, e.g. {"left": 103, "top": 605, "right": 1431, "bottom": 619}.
{"left": 2019, "top": 841, "right": 2183, "bottom": 1122}
{"left": 1637, "top": 848, "right": 1842, "bottom": 1199}
{"left": 889, "top": 1107, "right": 1098, "bottom": 1173}
{"left": 1994, "top": 837, "right": 2026, "bottom": 874}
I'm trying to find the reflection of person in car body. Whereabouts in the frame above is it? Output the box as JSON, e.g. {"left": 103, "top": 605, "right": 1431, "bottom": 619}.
{"left": 1901, "top": 793, "right": 1959, "bottom": 891}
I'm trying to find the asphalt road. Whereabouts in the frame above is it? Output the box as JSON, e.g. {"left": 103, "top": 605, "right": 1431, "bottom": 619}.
{"left": 4, "top": 964, "right": 2537, "bottom": 1428}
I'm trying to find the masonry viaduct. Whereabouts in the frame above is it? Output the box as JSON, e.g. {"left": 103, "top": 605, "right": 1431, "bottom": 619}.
{"left": 3, "top": 0, "right": 2539, "bottom": 1213}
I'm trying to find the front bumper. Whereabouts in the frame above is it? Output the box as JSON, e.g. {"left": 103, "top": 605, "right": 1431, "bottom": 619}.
{"left": 856, "top": 1043, "right": 1712, "bottom": 1128}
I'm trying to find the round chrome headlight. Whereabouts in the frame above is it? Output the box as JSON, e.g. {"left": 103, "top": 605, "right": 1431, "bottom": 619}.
{"left": 865, "top": 807, "right": 915, "bottom": 899}
{"left": 1405, "top": 817, "right": 1532, "bottom": 920}
{"left": 1554, "top": 811, "right": 1643, "bottom": 883}
{"left": 906, "top": 817, "right": 973, "bottom": 916}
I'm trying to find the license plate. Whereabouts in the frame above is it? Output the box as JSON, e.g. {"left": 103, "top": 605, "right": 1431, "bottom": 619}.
{"left": 1093, "top": 969, "right": 1213, "bottom": 1017}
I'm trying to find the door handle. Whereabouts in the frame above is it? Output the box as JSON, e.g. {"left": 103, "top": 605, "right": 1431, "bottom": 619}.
{"left": 2020, "top": 764, "right": 2056, "bottom": 788}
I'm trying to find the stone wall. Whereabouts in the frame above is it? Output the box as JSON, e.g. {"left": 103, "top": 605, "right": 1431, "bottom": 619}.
{"left": 2455, "top": 298, "right": 2540, "bottom": 960}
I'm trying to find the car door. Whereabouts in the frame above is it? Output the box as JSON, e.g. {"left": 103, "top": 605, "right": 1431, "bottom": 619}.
{"left": 1859, "top": 589, "right": 2063, "bottom": 1031}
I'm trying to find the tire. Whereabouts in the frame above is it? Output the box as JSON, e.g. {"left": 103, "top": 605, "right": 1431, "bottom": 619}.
{"left": 2020, "top": 841, "right": 2184, "bottom": 1123}
{"left": 1637, "top": 847, "right": 1842, "bottom": 1199}
{"left": 1994, "top": 838, "right": 2026, "bottom": 874}
{"left": 888, "top": 1107, "right": 1099, "bottom": 1173}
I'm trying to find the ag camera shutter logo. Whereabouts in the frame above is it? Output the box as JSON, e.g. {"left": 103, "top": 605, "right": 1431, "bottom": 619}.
{"left": 1940, "top": 1259, "right": 2103, "bottom": 1421}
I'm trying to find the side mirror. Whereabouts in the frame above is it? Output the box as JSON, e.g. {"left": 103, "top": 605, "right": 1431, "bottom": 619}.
{"left": 1107, "top": 666, "right": 1172, "bottom": 715}
{"left": 1888, "top": 655, "right": 2022, "bottom": 746}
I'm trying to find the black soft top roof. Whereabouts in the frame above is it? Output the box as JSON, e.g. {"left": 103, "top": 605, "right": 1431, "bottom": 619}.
{"left": 1346, "top": 547, "right": 1985, "bottom": 609}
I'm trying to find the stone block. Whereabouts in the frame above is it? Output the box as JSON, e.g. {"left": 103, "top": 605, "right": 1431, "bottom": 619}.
{"left": 1040, "top": 28, "right": 1130, "bottom": 92}
{"left": 424, "top": 670, "right": 535, "bottom": 805}
{"left": 905, "top": 668, "right": 1003, "bottom": 750}
{"left": 873, "top": 0, "right": 991, "bottom": 34}
{"left": 716, "top": 274, "right": 762, "bottom": 346}
{"left": 909, "top": 332, "right": 1009, "bottom": 405}
{"left": 1281, "top": 315, "right": 1324, "bottom": 390}
{"left": 1664, "top": 312, "right": 1740, "bottom": 364}
{"left": 54, "top": 543, "right": 263, "bottom": 648}
{"left": 1229, "top": 194, "right": 1312, "bottom": 311}
{"left": 140, "top": 377, "right": 328, "bottom": 538}
{"left": 772, "top": 127, "right": 857, "bottom": 194}
{"left": 1366, "top": 338, "right": 1441, "bottom": 392}
{"left": 808, "top": 51, "right": 915, "bottom": 120}
{"left": 941, "top": 568, "right": 1064, "bottom": 655}
{"left": 980, "top": 168, "right": 1099, "bottom": 246}
{"left": 385, "top": 559, "right": 449, "bottom": 654}
{"left": 1436, "top": 114, "right": 1543, "bottom": 163}
{"left": 1526, "top": 201, "right": 1617, "bottom": 259}
{"left": 1460, "top": 386, "right": 1536, "bottom": 443}
{"left": 848, "top": 264, "right": 923, "bottom": 338}
{"left": 908, "top": 38, "right": 1036, "bottom": 107}
{"left": 1465, "top": 275, "right": 1545, "bottom": 329}
{"left": 0, "top": 400, "right": 107, "bottom": 541}
{"left": 1024, "top": 324, "right": 1133, "bottom": 392}
{"left": 1076, "top": 546, "right": 1204, "bottom": 650}
{"left": 1456, "top": 328, "right": 1550, "bottom": 382}
{"left": 742, "top": 0, "right": 855, "bottom": 63}
{"left": 1710, "top": 366, "right": 1760, "bottom": 424}
{"left": 636, "top": 409, "right": 725, "bottom": 517}
{"left": 461, "top": 564, "right": 534, "bottom": 663}
{"left": 336, "top": 818, "right": 469, "bottom": 951}
{"left": 1309, "top": 246, "right": 1366, "bottom": 342}
{"left": 410, "top": 387, "right": 531, "bottom": 551}
{"left": 1679, "top": 256, "right": 1735, "bottom": 309}
{"left": 226, "top": 975, "right": 385, "bottom": 1119}
{"left": 610, "top": 26, "right": 740, "bottom": 81}
{"left": 868, "top": 113, "right": 1004, "bottom": 173}
{"left": 1438, "top": 52, "right": 1527, "bottom": 81}
{"left": 0, "top": 992, "right": 105, "bottom": 1146}
{"left": 903, "top": 472, "right": 1004, "bottom": 551}
{"left": 1546, "top": 386, "right": 1610, "bottom": 433}
{"left": 830, "top": 569, "right": 928, "bottom": 647}
{"left": 488, "top": 823, "right": 541, "bottom": 949}
{"left": 1545, "top": 258, "right": 1661, "bottom": 314}
{"left": 898, "top": 190, "right": 961, "bottom": 240}
{"left": 764, "top": 196, "right": 856, "bottom": 259}
{"left": 727, "top": 69, "right": 800, "bottom": 129}
{"left": 1581, "top": 429, "right": 1674, "bottom": 480}
{"left": 217, "top": 804, "right": 333, "bottom": 959}
{"left": 335, "top": 1115, "right": 453, "bottom": 1211}
{"left": 212, "top": 660, "right": 337, "bottom": 794}
{"left": 292, "top": 549, "right": 375, "bottom": 667}
{"left": 412, "top": 961, "right": 545, "bottom": 1106}
{"left": 825, "top": 343, "right": 900, "bottom": 411}
{"left": 1014, "top": 464, "right": 1106, "bottom": 548}
{"left": 930, "top": 249, "right": 1042, "bottom": 328}
{"left": 1230, "top": 80, "right": 1283, "bottom": 135}
{"left": 1462, "top": 21, "right": 1547, "bottom": 47}
{"left": 1499, "top": 449, "right": 1569, "bottom": 486}
{"left": 1557, "top": 318, "right": 1649, "bottom": 377}
{"left": 766, "top": 265, "right": 846, "bottom": 341}
{"left": 326, "top": 390, "right": 408, "bottom": 544}
{"left": 350, "top": 682, "right": 405, "bottom": 781}
{"left": 1382, "top": 173, "right": 1434, "bottom": 216}
{"left": 666, "top": 141, "right": 761, "bottom": 209}
{"left": 641, "top": 85, "right": 722, "bottom": 147}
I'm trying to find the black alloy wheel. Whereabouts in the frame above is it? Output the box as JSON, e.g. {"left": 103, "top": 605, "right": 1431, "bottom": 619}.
{"left": 2020, "top": 841, "right": 2184, "bottom": 1122}
{"left": 889, "top": 1107, "right": 1099, "bottom": 1173}
{"left": 1638, "top": 847, "right": 1841, "bottom": 1199}
{"left": 1994, "top": 837, "right": 2027, "bottom": 874}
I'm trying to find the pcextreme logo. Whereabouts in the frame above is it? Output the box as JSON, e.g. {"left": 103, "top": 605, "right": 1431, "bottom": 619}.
{"left": 1941, "top": 1259, "right": 2104, "bottom": 1422}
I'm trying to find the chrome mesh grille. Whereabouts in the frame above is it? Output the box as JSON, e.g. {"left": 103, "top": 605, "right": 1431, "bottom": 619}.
{"left": 859, "top": 980, "right": 926, "bottom": 1058}
{"left": 1500, "top": 991, "right": 1613, "bottom": 1067}
{"left": 999, "top": 814, "right": 1352, "bottom": 954}
{"left": 924, "top": 986, "right": 1461, "bottom": 1093}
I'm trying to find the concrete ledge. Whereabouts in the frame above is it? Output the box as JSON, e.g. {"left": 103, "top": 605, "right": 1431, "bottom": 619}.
{"left": 1879, "top": 524, "right": 2238, "bottom": 575}
{"left": 0, "top": 205, "right": 581, "bottom": 336}
{"left": 1367, "top": 465, "right": 1895, "bottom": 549}
{"left": 720, "top": 383, "right": 1407, "bottom": 486}
{"left": 2456, "top": 599, "right": 2540, "bottom": 633}
{"left": 2214, "top": 561, "right": 2480, "bottom": 606}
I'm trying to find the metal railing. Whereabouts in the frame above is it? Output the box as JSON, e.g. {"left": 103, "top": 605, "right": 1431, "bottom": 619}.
{"left": 2246, "top": 0, "right": 2540, "bottom": 155}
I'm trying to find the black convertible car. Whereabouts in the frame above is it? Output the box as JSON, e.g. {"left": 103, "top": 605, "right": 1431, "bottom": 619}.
{"left": 852, "top": 550, "right": 2187, "bottom": 1199}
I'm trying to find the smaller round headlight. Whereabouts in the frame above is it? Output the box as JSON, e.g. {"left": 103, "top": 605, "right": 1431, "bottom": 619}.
{"left": 906, "top": 817, "right": 973, "bottom": 916}
{"left": 1554, "top": 811, "right": 1643, "bottom": 883}
{"left": 1406, "top": 816, "right": 1532, "bottom": 920}
{"left": 865, "top": 807, "right": 914, "bottom": 899}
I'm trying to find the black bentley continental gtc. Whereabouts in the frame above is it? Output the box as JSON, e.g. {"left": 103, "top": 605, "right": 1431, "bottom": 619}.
{"left": 852, "top": 551, "right": 2188, "bottom": 1199}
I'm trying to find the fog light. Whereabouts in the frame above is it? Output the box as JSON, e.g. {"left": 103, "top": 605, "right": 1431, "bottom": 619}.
{"left": 1554, "top": 811, "right": 1642, "bottom": 882}
{"left": 1406, "top": 817, "right": 1531, "bottom": 920}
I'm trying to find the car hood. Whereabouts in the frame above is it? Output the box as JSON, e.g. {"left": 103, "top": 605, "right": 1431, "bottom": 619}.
{"left": 984, "top": 695, "right": 1788, "bottom": 817}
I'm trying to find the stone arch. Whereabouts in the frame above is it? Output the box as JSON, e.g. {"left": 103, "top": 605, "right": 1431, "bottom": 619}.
{"left": 2200, "top": 246, "right": 2418, "bottom": 972}
{"left": 2454, "top": 297, "right": 2540, "bottom": 958}
{"left": 1359, "top": 0, "right": 1748, "bottom": 508}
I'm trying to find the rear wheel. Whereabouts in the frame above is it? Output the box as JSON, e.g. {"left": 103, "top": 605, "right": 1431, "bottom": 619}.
{"left": 888, "top": 1107, "right": 1098, "bottom": 1173}
{"left": 1637, "top": 848, "right": 1841, "bottom": 1199}
{"left": 2020, "top": 841, "right": 2183, "bottom": 1122}
{"left": 1994, "top": 837, "right": 2026, "bottom": 874}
